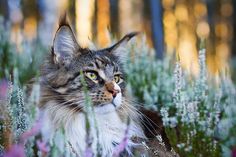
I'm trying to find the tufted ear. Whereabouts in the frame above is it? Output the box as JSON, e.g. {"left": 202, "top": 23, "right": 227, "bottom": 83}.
{"left": 106, "top": 32, "right": 138, "bottom": 61}
{"left": 108, "top": 32, "right": 138, "bottom": 52}
{"left": 52, "top": 15, "right": 79, "bottom": 64}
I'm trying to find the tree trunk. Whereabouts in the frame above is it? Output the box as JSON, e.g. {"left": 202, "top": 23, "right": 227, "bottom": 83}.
{"left": 149, "top": 0, "right": 164, "bottom": 59}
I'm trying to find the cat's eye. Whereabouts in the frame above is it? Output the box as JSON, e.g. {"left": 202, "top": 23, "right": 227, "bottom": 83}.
{"left": 85, "top": 71, "right": 98, "bottom": 81}
{"left": 114, "top": 75, "right": 122, "bottom": 84}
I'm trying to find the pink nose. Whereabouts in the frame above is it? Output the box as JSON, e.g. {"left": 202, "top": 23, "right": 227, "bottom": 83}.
{"left": 110, "top": 89, "right": 119, "bottom": 97}
{"left": 105, "top": 82, "right": 119, "bottom": 98}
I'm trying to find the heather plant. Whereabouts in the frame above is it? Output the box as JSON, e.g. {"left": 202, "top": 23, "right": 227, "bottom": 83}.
{"left": 125, "top": 39, "right": 236, "bottom": 156}
{"left": 0, "top": 18, "right": 46, "bottom": 156}
{"left": 0, "top": 18, "right": 46, "bottom": 85}
{"left": 217, "top": 79, "right": 236, "bottom": 156}
{"left": 0, "top": 20, "right": 236, "bottom": 157}
{"left": 125, "top": 37, "right": 175, "bottom": 110}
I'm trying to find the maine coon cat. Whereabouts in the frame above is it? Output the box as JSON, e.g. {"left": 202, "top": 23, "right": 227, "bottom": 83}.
{"left": 39, "top": 16, "right": 146, "bottom": 156}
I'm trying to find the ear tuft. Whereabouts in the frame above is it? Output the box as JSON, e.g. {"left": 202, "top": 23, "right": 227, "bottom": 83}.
{"left": 109, "top": 32, "right": 139, "bottom": 52}
{"left": 122, "top": 32, "right": 139, "bottom": 41}
{"left": 52, "top": 14, "right": 79, "bottom": 65}
{"left": 103, "top": 32, "right": 139, "bottom": 63}
{"left": 58, "top": 12, "right": 70, "bottom": 28}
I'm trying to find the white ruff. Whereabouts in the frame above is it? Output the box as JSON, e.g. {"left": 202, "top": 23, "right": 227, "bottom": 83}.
{"left": 41, "top": 101, "right": 145, "bottom": 157}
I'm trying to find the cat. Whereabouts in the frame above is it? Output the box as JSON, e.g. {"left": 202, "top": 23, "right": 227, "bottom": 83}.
{"left": 39, "top": 15, "right": 146, "bottom": 156}
{"left": 38, "top": 15, "right": 180, "bottom": 157}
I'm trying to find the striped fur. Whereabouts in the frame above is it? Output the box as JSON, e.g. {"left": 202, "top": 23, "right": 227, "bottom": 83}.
{"left": 39, "top": 16, "right": 145, "bottom": 156}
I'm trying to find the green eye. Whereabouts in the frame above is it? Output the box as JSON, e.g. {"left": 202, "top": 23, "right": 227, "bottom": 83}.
{"left": 114, "top": 75, "right": 121, "bottom": 83}
{"left": 85, "top": 71, "right": 98, "bottom": 81}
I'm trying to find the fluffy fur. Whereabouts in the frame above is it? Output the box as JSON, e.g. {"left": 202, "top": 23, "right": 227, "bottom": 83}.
{"left": 39, "top": 16, "right": 146, "bottom": 156}
{"left": 40, "top": 101, "right": 144, "bottom": 156}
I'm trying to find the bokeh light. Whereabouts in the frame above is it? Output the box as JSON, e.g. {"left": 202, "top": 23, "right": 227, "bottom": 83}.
{"left": 0, "top": 0, "right": 235, "bottom": 75}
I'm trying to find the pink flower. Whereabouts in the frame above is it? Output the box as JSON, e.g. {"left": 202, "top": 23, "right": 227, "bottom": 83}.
{"left": 3, "top": 115, "right": 48, "bottom": 157}
{"left": 112, "top": 125, "right": 130, "bottom": 157}
{"left": 36, "top": 140, "right": 50, "bottom": 153}
{"left": 232, "top": 147, "right": 236, "bottom": 157}
{"left": 3, "top": 145, "right": 25, "bottom": 157}
{"left": 19, "top": 118, "right": 42, "bottom": 144}
{"left": 0, "top": 79, "right": 8, "bottom": 100}
{"left": 84, "top": 147, "right": 93, "bottom": 157}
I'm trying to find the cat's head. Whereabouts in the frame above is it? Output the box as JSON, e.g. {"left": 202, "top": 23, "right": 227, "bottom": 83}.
{"left": 40, "top": 16, "right": 137, "bottom": 114}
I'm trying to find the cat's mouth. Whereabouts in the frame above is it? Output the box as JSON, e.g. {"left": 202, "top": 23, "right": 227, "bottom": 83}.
{"left": 98, "top": 99, "right": 117, "bottom": 107}
{"left": 93, "top": 93, "right": 122, "bottom": 113}
{"left": 97, "top": 99, "right": 120, "bottom": 108}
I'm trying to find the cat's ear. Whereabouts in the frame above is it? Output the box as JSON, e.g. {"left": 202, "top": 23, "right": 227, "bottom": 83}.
{"left": 52, "top": 15, "right": 79, "bottom": 64}
{"left": 107, "top": 32, "right": 138, "bottom": 60}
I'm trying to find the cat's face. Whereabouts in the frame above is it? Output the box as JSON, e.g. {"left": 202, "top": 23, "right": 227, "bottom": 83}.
{"left": 41, "top": 19, "right": 137, "bottom": 114}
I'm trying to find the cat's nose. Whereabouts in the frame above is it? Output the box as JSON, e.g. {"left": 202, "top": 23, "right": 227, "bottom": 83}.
{"left": 110, "top": 90, "right": 118, "bottom": 98}
{"left": 105, "top": 82, "right": 119, "bottom": 98}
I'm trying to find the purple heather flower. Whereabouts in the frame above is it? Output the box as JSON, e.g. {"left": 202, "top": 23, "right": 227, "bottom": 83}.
{"left": 19, "top": 117, "right": 42, "bottom": 144}
{"left": 0, "top": 79, "right": 8, "bottom": 100}
{"left": 3, "top": 145, "right": 25, "bottom": 157}
{"left": 232, "top": 147, "right": 236, "bottom": 157}
{"left": 84, "top": 147, "right": 94, "bottom": 157}
{"left": 36, "top": 140, "right": 49, "bottom": 153}
{"left": 112, "top": 125, "right": 130, "bottom": 157}
{"left": 3, "top": 116, "right": 46, "bottom": 157}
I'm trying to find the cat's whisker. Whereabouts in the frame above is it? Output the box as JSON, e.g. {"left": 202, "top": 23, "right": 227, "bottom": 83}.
{"left": 56, "top": 99, "right": 77, "bottom": 106}
{"left": 41, "top": 91, "right": 103, "bottom": 97}
{"left": 66, "top": 105, "right": 84, "bottom": 118}
{"left": 47, "top": 98, "right": 83, "bottom": 111}
{"left": 46, "top": 102, "right": 76, "bottom": 115}
{"left": 49, "top": 100, "right": 86, "bottom": 120}
{"left": 123, "top": 99, "right": 159, "bottom": 124}
{"left": 119, "top": 104, "right": 158, "bottom": 139}
{"left": 122, "top": 99, "right": 145, "bottom": 107}
{"left": 40, "top": 94, "right": 85, "bottom": 100}
{"left": 65, "top": 99, "right": 104, "bottom": 119}
{"left": 124, "top": 112, "right": 158, "bottom": 139}
{"left": 41, "top": 93, "right": 83, "bottom": 97}
{"left": 122, "top": 102, "right": 161, "bottom": 138}
{"left": 52, "top": 96, "right": 99, "bottom": 114}
{"left": 126, "top": 99, "right": 147, "bottom": 107}
{"left": 41, "top": 96, "right": 83, "bottom": 100}
{"left": 120, "top": 105, "right": 145, "bottom": 137}
{"left": 123, "top": 101, "right": 162, "bottom": 130}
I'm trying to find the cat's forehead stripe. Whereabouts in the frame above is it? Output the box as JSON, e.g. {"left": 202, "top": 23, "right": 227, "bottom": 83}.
{"left": 94, "top": 55, "right": 112, "bottom": 69}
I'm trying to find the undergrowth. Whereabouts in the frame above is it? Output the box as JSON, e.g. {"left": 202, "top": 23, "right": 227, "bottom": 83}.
{"left": 0, "top": 19, "right": 236, "bottom": 156}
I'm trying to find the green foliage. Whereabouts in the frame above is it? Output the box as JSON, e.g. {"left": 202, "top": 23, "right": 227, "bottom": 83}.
{"left": 0, "top": 23, "right": 235, "bottom": 156}
{"left": 0, "top": 17, "right": 46, "bottom": 155}
{"left": 125, "top": 39, "right": 175, "bottom": 110}
{"left": 0, "top": 18, "right": 46, "bottom": 84}
{"left": 125, "top": 39, "right": 236, "bottom": 156}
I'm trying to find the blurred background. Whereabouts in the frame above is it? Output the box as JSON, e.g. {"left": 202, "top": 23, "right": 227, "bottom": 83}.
{"left": 0, "top": 1, "right": 236, "bottom": 156}
{"left": 0, "top": 0, "right": 235, "bottom": 78}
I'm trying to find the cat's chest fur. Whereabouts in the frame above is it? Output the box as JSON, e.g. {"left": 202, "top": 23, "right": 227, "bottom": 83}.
{"left": 66, "top": 111, "right": 129, "bottom": 156}
{"left": 41, "top": 101, "right": 144, "bottom": 156}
